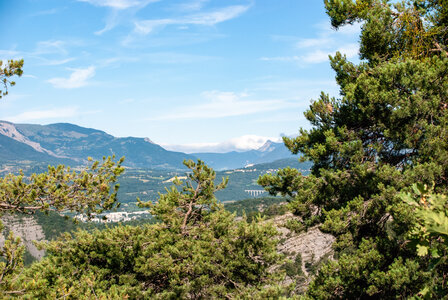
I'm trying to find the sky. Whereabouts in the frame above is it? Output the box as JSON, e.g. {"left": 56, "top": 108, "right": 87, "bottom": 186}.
{"left": 0, "top": 0, "right": 360, "bottom": 153}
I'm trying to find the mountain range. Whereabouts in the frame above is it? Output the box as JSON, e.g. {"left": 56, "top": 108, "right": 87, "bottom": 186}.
{"left": 0, "top": 121, "right": 296, "bottom": 170}
{"left": 192, "top": 140, "right": 294, "bottom": 170}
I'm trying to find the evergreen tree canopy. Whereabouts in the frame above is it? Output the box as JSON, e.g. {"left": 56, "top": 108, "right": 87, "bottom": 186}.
{"left": 0, "top": 156, "right": 125, "bottom": 216}
{"left": 0, "top": 156, "right": 125, "bottom": 296}
{"left": 0, "top": 59, "right": 129, "bottom": 296}
{"left": 11, "top": 160, "right": 285, "bottom": 299}
{"left": 259, "top": 0, "right": 448, "bottom": 298}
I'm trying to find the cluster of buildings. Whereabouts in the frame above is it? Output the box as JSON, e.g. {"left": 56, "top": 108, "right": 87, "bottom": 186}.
{"left": 74, "top": 210, "right": 150, "bottom": 223}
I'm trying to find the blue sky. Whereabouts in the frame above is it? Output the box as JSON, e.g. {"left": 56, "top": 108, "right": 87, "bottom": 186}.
{"left": 0, "top": 0, "right": 360, "bottom": 152}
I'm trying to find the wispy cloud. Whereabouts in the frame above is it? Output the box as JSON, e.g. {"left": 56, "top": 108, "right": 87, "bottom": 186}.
{"left": 77, "top": 0, "right": 156, "bottom": 9}
{"left": 37, "top": 57, "right": 76, "bottom": 66}
{"left": 147, "top": 90, "right": 298, "bottom": 121}
{"left": 34, "top": 40, "right": 70, "bottom": 56}
{"left": 0, "top": 50, "right": 20, "bottom": 57}
{"left": 5, "top": 107, "right": 79, "bottom": 123}
{"left": 1, "top": 41, "right": 81, "bottom": 70}
{"left": 162, "top": 134, "right": 282, "bottom": 153}
{"left": 175, "top": 0, "right": 209, "bottom": 12}
{"left": 29, "top": 8, "right": 62, "bottom": 17}
{"left": 0, "top": 49, "right": 22, "bottom": 61}
{"left": 261, "top": 21, "right": 361, "bottom": 65}
{"left": 22, "top": 74, "right": 37, "bottom": 79}
{"left": 77, "top": 0, "right": 161, "bottom": 34}
{"left": 250, "top": 78, "right": 339, "bottom": 102}
{"left": 296, "top": 37, "right": 332, "bottom": 48}
{"left": 95, "top": 10, "right": 121, "bottom": 35}
{"left": 301, "top": 43, "right": 359, "bottom": 63}
{"left": 334, "top": 43, "right": 359, "bottom": 59}
{"left": 98, "top": 52, "right": 216, "bottom": 68}
{"left": 133, "top": 5, "right": 251, "bottom": 35}
{"left": 47, "top": 66, "right": 95, "bottom": 89}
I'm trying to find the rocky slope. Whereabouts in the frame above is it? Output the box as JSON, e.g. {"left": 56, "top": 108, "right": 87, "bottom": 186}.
{"left": 270, "top": 212, "right": 335, "bottom": 293}
{"left": 0, "top": 215, "right": 46, "bottom": 260}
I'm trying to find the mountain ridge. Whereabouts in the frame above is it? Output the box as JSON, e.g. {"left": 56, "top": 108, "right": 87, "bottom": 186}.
{"left": 0, "top": 121, "right": 296, "bottom": 171}
{"left": 192, "top": 140, "right": 296, "bottom": 170}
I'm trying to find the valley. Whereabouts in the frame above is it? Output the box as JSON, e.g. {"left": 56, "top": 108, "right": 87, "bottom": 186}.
{"left": 116, "top": 157, "right": 311, "bottom": 210}
{"left": 0, "top": 120, "right": 311, "bottom": 220}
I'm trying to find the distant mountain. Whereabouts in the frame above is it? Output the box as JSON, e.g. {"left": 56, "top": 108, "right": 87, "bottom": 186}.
{"left": 244, "top": 157, "right": 312, "bottom": 172}
{"left": 0, "top": 121, "right": 194, "bottom": 170}
{"left": 192, "top": 140, "right": 297, "bottom": 170}
{"left": 0, "top": 133, "right": 71, "bottom": 165}
{"left": 0, "top": 121, "right": 298, "bottom": 171}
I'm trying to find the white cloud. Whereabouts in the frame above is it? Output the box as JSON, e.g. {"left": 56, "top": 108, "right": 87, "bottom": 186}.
{"left": 176, "top": 0, "right": 209, "bottom": 12}
{"left": 337, "top": 43, "right": 359, "bottom": 58}
{"left": 35, "top": 40, "right": 69, "bottom": 56}
{"left": 301, "top": 43, "right": 359, "bottom": 63}
{"left": 134, "top": 5, "right": 250, "bottom": 35}
{"left": 47, "top": 66, "right": 95, "bottom": 89}
{"left": 262, "top": 21, "right": 360, "bottom": 65}
{"left": 162, "top": 135, "right": 282, "bottom": 153}
{"left": 77, "top": 0, "right": 161, "bottom": 34}
{"left": 30, "top": 8, "right": 61, "bottom": 17}
{"left": 296, "top": 37, "right": 332, "bottom": 48}
{"left": 22, "top": 74, "right": 37, "bottom": 79}
{"left": 5, "top": 107, "right": 79, "bottom": 123}
{"left": 261, "top": 42, "right": 358, "bottom": 65}
{"left": 0, "top": 49, "right": 23, "bottom": 62}
{"left": 33, "top": 39, "right": 85, "bottom": 56}
{"left": 301, "top": 50, "right": 331, "bottom": 64}
{"left": 0, "top": 50, "right": 21, "bottom": 57}
{"left": 1, "top": 41, "right": 81, "bottom": 68}
{"left": 95, "top": 10, "right": 121, "bottom": 35}
{"left": 147, "top": 90, "right": 298, "bottom": 121}
{"left": 77, "top": 0, "right": 156, "bottom": 9}
{"left": 37, "top": 57, "right": 75, "bottom": 66}
{"left": 99, "top": 52, "right": 215, "bottom": 68}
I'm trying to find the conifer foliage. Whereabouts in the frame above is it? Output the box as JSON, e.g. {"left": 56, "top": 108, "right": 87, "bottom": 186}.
{"left": 0, "top": 59, "right": 129, "bottom": 296}
{"left": 0, "top": 157, "right": 125, "bottom": 215}
{"left": 259, "top": 0, "right": 448, "bottom": 298}
{"left": 13, "top": 160, "right": 284, "bottom": 299}
{"left": 0, "top": 156, "right": 125, "bottom": 296}
{"left": 0, "top": 59, "right": 23, "bottom": 99}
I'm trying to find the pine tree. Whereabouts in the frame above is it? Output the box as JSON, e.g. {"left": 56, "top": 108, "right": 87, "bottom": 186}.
{"left": 259, "top": 0, "right": 448, "bottom": 298}
{"left": 15, "top": 160, "right": 285, "bottom": 299}
{"left": 0, "top": 156, "right": 125, "bottom": 296}
{"left": 0, "top": 61, "right": 127, "bottom": 295}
